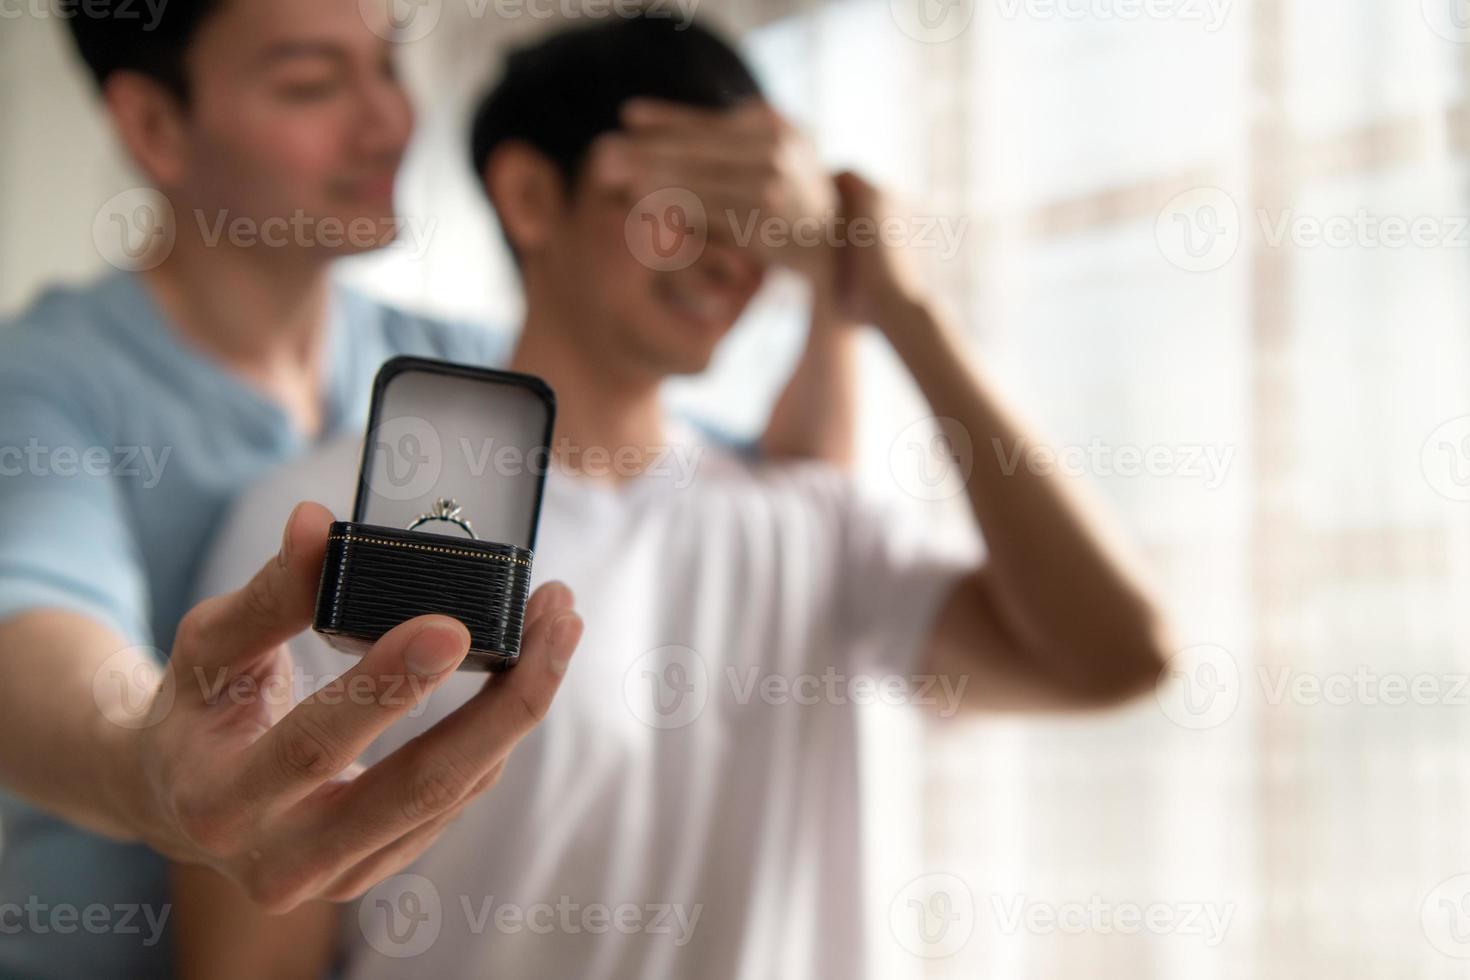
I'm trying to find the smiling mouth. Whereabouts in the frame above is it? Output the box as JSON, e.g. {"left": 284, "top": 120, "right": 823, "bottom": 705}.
{"left": 335, "top": 173, "right": 399, "bottom": 203}
{"left": 656, "top": 276, "right": 738, "bottom": 328}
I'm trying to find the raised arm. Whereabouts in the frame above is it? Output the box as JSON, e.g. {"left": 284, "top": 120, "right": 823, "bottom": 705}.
{"left": 832, "top": 172, "right": 1174, "bottom": 711}
{"left": 758, "top": 276, "right": 860, "bottom": 468}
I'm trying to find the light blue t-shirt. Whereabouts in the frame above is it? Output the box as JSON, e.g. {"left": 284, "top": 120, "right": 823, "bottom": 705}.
{"left": 0, "top": 271, "right": 509, "bottom": 979}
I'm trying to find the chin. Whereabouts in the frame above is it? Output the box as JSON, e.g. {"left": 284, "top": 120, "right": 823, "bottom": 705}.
{"left": 668, "top": 348, "right": 720, "bottom": 376}
{"left": 314, "top": 196, "right": 399, "bottom": 244}
{"left": 618, "top": 322, "right": 722, "bottom": 379}
{"left": 657, "top": 317, "right": 738, "bottom": 370}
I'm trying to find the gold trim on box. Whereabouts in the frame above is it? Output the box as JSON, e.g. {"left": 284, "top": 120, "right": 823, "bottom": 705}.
{"left": 327, "top": 532, "right": 533, "bottom": 567}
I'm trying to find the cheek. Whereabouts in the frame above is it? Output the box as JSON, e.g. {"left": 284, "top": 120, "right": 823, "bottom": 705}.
{"left": 236, "top": 116, "right": 343, "bottom": 185}
{"left": 193, "top": 108, "right": 347, "bottom": 210}
{"left": 568, "top": 202, "right": 663, "bottom": 305}
{"left": 588, "top": 252, "right": 661, "bottom": 325}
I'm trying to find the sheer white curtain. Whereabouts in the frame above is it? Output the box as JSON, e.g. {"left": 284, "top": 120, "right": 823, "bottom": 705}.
{"left": 679, "top": 1, "right": 1469, "bottom": 977}
{"left": 732, "top": 1, "right": 1470, "bottom": 978}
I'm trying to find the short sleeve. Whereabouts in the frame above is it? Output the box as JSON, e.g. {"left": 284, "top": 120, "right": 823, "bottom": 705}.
{"left": 364, "top": 293, "right": 515, "bottom": 370}
{"left": 434, "top": 321, "right": 513, "bottom": 368}
{"left": 0, "top": 383, "right": 150, "bottom": 644}
{"left": 833, "top": 480, "right": 983, "bottom": 676}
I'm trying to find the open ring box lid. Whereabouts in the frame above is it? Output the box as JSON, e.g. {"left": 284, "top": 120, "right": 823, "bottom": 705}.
{"left": 313, "top": 356, "right": 557, "bottom": 671}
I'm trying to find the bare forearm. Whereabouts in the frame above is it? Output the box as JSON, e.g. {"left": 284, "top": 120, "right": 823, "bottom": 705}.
{"left": 878, "top": 295, "right": 1170, "bottom": 686}
{"left": 173, "top": 863, "right": 339, "bottom": 980}
{"left": 0, "top": 610, "right": 151, "bottom": 841}
{"left": 759, "top": 280, "right": 860, "bottom": 468}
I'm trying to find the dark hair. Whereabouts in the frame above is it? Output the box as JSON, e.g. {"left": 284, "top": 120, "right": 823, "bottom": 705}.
{"left": 469, "top": 13, "right": 763, "bottom": 192}
{"left": 65, "top": 0, "right": 229, "bottom": 101}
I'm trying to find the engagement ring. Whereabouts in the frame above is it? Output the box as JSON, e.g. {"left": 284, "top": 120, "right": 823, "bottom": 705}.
{"left": 407, "top": 497, "right": 476, "bottom": 539}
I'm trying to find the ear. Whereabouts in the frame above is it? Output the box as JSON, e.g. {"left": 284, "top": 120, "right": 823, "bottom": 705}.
{"left": 103, "top": 72, "right": 191, "bottom": 189}
{"left": 484, "top": 142, "right": 565, "bottom": 256}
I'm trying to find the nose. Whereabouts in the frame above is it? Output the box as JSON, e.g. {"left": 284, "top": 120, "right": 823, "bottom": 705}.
{"left": 353, "top": 64, "right": 414, "bottom": 161}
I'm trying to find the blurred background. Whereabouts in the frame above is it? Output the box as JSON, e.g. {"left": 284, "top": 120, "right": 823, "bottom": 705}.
{"left": 7, "top": 0, "right": 1470, "bottom": 976}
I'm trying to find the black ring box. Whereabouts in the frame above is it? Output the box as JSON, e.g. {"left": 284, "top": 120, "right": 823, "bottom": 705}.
{"left": 312, "top": 356, "right": 556, "bottom": 671}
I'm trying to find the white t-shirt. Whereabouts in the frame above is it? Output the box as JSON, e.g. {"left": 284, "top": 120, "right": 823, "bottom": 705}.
{"left": 196, "top": 423, "right": 978, "bottom": 980}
